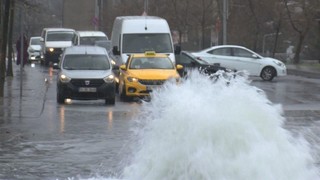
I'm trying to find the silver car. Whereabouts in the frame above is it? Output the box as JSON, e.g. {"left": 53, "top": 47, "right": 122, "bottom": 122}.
{"left": 57, "top": 46, "right": 116, "bottom": 105}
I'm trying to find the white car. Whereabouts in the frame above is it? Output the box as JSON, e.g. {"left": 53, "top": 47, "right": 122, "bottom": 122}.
{"left": 27, "top": 36, "right": 42, "bottom": 62}
{"left": 192, "top": 45, "right": 287, "bottom": 81}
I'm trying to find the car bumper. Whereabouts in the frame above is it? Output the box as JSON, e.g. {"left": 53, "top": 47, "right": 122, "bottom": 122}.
{"left": 124, "top": 81, "right": 161, "bottom": 97}
{"left": 58, "top": 81, "right": 116, "bottom": 100}
{"left": 28, "top": 52, "right": 41, "bottom": 61}
{"left": 277, "top": 67, "right": 287, "bottom": 76}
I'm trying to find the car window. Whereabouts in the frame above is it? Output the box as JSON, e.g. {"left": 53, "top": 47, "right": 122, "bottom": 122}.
{"left": 63, "top": 54, "right": 110, "bottom": 70}
{"left": 208, "top": 48, "right": 231, "bottom": 56}
{"left": 129, "top": 57, "right": 174, "bottom": 69}
{"left": 30, "top": 38, "right": 41, "bottom": 45}
{"left": 176, "top": 53, "right": 193, "bottom": 64}
{"left": 80, "top": 36, "right": 108, "bottom": 45}
{"left": 233, "top": 48, "right": 254, "bottom": 58}
{"left": 47, "top": 31, "right": 74, "bottom": 41}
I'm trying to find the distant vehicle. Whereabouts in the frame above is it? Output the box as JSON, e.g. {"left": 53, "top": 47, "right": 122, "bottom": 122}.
{"left": 118, "top": 51, "right": 182, "bottom": 101}
{"left": 175, "top": 51, "right": 228, "bottom": 77}
{"left": 27, "top": 36, "right": 42, "bottom": 63}
{"left": 40, "top": 28, "right": 75, "bottom": 66}
{"left": 72, "top": 31, "right": 108, "bottom": 46}
{"left": 56, "top": 46, "right": 116, "bottom": 105}
{"left": 111, "top": 16, "right": 181, "bottom": 64}
{"left": 192, "top": 45, "right": 287, "bottom": 81}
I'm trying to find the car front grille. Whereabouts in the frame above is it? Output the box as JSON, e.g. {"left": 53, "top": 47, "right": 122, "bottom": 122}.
{"left": 138, "top": 79, "right": 166, "bottom": 85}
{"left": 70, "top": 79, "right": 104, "bottom": 87}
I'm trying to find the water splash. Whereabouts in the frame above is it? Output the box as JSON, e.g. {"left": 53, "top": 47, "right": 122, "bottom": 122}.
{"left": 119, "top": 70, "right": 319, "bottom": 180}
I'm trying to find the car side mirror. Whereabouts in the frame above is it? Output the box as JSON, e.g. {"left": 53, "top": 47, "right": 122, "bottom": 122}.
{"left": 112, "top": 46, "right": 120, "bottom": 55}
{"left": 252, "top": 54, "right": 259, "bottom": 59}
{"left": 40, "top": 37, "right": 44, "bottom": 42}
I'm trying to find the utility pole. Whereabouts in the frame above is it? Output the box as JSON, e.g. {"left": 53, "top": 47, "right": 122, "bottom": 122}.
{"left": 222, "top": 0, "right": 228, "bottom": 45}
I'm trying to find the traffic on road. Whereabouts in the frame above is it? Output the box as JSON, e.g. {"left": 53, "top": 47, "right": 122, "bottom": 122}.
{"left": 1, "top": 61, "right": 320, "bottom": 179}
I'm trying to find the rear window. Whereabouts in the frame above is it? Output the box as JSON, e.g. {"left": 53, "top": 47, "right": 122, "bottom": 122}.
{"left": 63, "top": 54, "right": 110, "bottom": 70}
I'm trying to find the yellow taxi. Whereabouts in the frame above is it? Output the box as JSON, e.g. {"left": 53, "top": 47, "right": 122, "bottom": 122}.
{"left": 118, "top": 51, "right": 183, "bottom": 100}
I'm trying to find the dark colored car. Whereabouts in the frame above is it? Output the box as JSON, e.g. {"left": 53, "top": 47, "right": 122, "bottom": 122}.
{"left": 175, "top": 51, "right": 227, "bottom": 77}
{"left": 56, "top": 46, "right": 116, "bottom": 105}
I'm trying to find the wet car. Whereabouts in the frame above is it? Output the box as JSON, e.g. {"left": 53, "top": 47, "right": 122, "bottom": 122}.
{"left": 175, "top": 51, "right": 228, "bottom": 77}
{"left": 192, "top": 45, "right": 287, "bottom": 81}
{"left": 118, "top": 51, "right": 183, "bottom": 100}
{"left": 27, "top": 36, "right": 42, "bottom": 63}
{"left": 57, "top": 46, "right": 116, "bottom": 105}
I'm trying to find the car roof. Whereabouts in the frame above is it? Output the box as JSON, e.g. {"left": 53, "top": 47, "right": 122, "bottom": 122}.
{"left": 64, "top": 45, "right": 108, "bottom": 55}
{"left": 45, "top": 28, "right": 75, "bottom": 32}
{"left": 200, "top": 45, "right": 249, "bottom": 52}
{"left": 30, "top": 36, "right": 41, "bottom": 39}
{"left": 76, "top": 31, "right": 107, "bottom": 37}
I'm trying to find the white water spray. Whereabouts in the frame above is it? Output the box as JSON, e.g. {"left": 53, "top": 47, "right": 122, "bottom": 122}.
{"left": 119, "top": 70, "right": 319, "bottom": 180}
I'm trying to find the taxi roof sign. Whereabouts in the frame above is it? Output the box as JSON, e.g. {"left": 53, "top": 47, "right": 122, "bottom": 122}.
{"left": 144, "top": 51, "right": 156, "bottom": 56}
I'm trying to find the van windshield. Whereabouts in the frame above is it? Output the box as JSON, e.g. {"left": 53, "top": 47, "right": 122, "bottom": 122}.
{"left": 47, "top": 31, "right": 74, "bottom": 41}
{"left": 122, "top": 34, "right": 173, "bottom": 53}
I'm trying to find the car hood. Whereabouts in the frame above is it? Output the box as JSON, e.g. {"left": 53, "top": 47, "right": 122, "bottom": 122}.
{"left": 129, "top": 69, "right": 179, "bottom": 79}
{"left": 62, "top": 70, "right": 112, "bottom": 79}
{"left": 29, "top": 45, "right": 41, "bottom": 51}
{"left": 45, "top": 41, "right": 72, "bottom": 48}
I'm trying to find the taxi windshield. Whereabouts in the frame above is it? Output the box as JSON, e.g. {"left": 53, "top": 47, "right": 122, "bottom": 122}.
{"left": 129, "top": 57, "right": 174, "bottom": 69}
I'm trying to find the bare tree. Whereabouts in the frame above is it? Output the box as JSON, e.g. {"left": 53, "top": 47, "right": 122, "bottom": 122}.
{"left": 0, "top": 0, "right": 11, "bottom": 97}
{"left": 283, "top": 0, "right": 315, "bottom": 64}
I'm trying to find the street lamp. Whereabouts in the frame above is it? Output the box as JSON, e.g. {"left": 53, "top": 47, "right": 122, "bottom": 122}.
{"left": 262, "top": 32, "right": 282, "bottom": 55}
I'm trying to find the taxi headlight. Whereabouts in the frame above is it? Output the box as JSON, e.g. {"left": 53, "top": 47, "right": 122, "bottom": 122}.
{"left": 59, "top": 74, "right": 71, "bottom": 83}
{"left": 104, "top": 74, "right": 115, "bottom": 83}
{"left": 127, "top": 77, "right": 138, "bottom": 82}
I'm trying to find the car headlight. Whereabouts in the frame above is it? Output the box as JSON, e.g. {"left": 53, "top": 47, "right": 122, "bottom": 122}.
{"left": 29, "top": 48, "right": 35, "bottom": 53}
{"left": 127, "top": 77, "right": 138, "bottom": 82}
{"left": 48, "top": 48, "right": 54, "bottom": 52}
{"left": 111, "top": 59, "right": 116, "bottom": 65}
{"left": 59, "top": 74, "right": 71, "bottom": 83}
{"left": 104, "top": 74, "right": 115, "bottom": 83}
{"left": 273, "top": 60, "right": 284, "bottom": 67}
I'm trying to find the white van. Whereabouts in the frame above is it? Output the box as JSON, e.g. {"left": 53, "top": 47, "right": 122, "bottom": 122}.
{"left": 111, "top": 16, "right": 180, "bottom": 64}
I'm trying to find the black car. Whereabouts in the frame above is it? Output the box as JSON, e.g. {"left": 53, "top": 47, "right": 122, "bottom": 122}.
{"left": 175, "top": 51, "right": 227, "bottom": 77}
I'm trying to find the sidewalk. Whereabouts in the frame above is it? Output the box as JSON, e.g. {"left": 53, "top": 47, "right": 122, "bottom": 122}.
{"left": 286, "top": 62, "right": 320, "bottom": 79}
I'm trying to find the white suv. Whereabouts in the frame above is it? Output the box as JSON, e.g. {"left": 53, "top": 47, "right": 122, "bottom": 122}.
{"left": 40, "top": 28, "right": 75, "bottom": 67}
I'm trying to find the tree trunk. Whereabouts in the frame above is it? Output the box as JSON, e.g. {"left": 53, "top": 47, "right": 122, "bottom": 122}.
{"left": 293, "top": 33, "right": 305, "bottom": 64}
{"left": 6, "top": 0, "right": 15, "bottom": 77}
{"left": 0, "top": 0, "right": 11, "bottom": 97}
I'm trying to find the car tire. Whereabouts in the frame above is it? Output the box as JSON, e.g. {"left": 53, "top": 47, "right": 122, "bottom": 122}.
{"left": 105, "top": 96, "right": 115, "bottom": 105}
{"left": 57, "top": 90, "right": 65, "bottom": 104}
{"left": 261, "top": 66, "right": 276, "bottom": 81}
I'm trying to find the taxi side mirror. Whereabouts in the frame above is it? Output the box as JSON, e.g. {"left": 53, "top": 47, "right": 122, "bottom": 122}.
{"left": 120, "top": 64, "right": 126, "bottom": 70}
{"left": 176, "top": 64, "right": 183, "bottom": 70}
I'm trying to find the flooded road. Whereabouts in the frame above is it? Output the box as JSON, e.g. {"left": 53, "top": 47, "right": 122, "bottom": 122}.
{"left": 1, "top": 64, "right": 320, "bottom": 179}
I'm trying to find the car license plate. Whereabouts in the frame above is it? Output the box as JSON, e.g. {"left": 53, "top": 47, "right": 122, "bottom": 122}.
{"left": 79, "top": 87, "right": 97, "bottom": 92}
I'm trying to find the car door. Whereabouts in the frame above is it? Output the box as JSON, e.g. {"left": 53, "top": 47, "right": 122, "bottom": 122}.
{"left": 176, "top": 52, "right": 199, "bottom": 76}
{"left": 231, "top": 47, "right": 261, "bottom": 76}
{"left": 206, "top": 47, "right": 235, "bottom": 69}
